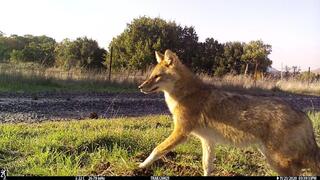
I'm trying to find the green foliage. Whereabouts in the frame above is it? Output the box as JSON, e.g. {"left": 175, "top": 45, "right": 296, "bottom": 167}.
{"left": 0, "top": 35, "right": 106, "bottom": 69}
{"left": 108, "top": 17, "right": 272, "bottom": 76}
{"left": 1, "top": 18, "right": 273, "bottom": 75}
{"left": 241, "top": 40, "right": 272, "bottom": 75}
{"left": 222, "top": 42, "right": 245, "bottom": 74}
{"left": 0, "top": 35, "right": 22, "bottom": 61}
{"left": 55, "top": 37, "right": 106, "bottom": 70}
{"left": 9, "top": 50, "right": 24, "bottom": 62}
{"left": 0, "top": 35, "right": 56, "bottom": 66}
{"left": 107, "top": 16, "right": 199, "bottom": 71}
{"left": 195, "top": 38, "right": 223, "bottom": 74}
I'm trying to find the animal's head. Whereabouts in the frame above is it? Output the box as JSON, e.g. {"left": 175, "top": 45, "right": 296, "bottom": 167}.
{"left": 138, "top": 49, "right": 182, "bottom": 94}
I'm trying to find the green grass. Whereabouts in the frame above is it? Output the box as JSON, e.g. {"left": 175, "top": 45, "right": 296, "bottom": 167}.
{"left": 1, "top": 113, "right": 319, "bottom": 176}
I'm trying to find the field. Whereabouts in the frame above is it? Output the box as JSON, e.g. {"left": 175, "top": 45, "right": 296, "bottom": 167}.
{"left": 0, "top": 113, "right": 319, "bottom": 176}
{"left": 0, "top": 62, "right": 139, "bottom": 93}
{"left": 0, "top": 62, "right": 320, "bottom": 176}
{"left": 1, "top": 62, "right": 320, "bottom": 96}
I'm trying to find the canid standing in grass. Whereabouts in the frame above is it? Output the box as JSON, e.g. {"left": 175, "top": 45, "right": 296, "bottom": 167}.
{"left": 138, "top": 50, "right": 320, "bottom": 176}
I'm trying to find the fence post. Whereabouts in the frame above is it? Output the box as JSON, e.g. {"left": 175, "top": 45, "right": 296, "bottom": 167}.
{"left": 108, "top": 46, "right": 113, "bottom": 81}
{"left": 308, "top": 67, "right": 311, "bottom": 86}
{"left": 280, "top": 63, "right": 283, "bottom": 80}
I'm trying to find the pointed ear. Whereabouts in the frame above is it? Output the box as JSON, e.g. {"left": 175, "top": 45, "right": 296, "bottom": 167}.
{"left": 164, "top": 49, "right": 175, "bottom": 65}
{"left": 155, "top": 51, "right": 164, "bottom": 63}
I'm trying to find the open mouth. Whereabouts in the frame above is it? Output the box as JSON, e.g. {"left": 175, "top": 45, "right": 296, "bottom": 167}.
{"left": 141, "top": 86, "right": 158, "bottom": 94}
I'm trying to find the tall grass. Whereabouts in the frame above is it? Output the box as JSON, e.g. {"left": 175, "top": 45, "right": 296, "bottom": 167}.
{"left": 1, "top": 62, "right": 319, "bottom": 95}
{"left": 201, "top": 74, "right": 320, "bottom": 96}
{"left": 276, "top": 79, "right": 320, "bottom": 95}
{"left": 0, "top": 62, "right": 141, "bottom": 93}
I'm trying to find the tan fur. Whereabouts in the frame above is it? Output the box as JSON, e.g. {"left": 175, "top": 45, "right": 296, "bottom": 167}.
{"left": 138, "top": 50, "right": 320, "bottom": 176}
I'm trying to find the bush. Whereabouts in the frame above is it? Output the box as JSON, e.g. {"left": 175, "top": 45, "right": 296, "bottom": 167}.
{"left": 54, "top": 37, "right": 106, "bottom": 70}
{"left": 3, "top": 35, "right": 56, "bottom": 66}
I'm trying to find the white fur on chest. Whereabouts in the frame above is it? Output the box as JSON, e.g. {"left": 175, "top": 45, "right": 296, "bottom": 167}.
{"left": 164, "top": 91, "right": 178, "bottom": 114}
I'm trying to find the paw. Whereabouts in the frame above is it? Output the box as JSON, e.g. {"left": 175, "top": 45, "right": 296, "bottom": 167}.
{"left": 203, "top": 170, "right": 213, "bottom": 176}
{"left": 138, "top": 151, "right": 156, "bottom": 168}
{"left": 138, "top": 162, "right": 147, "bottom": 168}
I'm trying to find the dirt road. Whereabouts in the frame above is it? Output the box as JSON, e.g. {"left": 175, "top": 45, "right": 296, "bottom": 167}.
{"left": 0, "top": 92, "right": 319, "bottom": 123}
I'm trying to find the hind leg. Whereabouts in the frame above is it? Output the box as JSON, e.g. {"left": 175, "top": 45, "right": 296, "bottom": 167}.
{"left": 310, "top": 166, "right": 320, "bottom": 176}
{"left": 265, "top": 151, "right": 302, "bottom": 176}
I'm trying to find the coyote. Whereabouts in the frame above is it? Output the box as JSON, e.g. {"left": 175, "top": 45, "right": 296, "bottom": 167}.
{"left": 138, "top": 49, "right": 320, "bottom": 176}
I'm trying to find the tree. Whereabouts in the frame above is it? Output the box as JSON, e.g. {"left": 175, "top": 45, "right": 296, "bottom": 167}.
{"left": 54, "top": 39, "right": 78, "bottom": 69}
{"left": 108, "top": 17, "right": 274, "bottom": 76}
{"left": 241, "top": 40, "right": 272, "bottom": 76}
{"left": 55, "top": 37, "right": 106, "bottom": 69}
{"left": 107, "top": 17, "right": 164, "bottom": 71}
{"left": 0, "top": 36, "right": 8, "bottom": 61}
{"left": 176, "top": 26, "right": 199, "bottom": 68}
{"left": 194, "top": 38, "right": 223, "bottom": 74}
{"left": 107, "top": 16, "right": 199, "bottom": 72}
{"left": 8, "top": 35, "right": 56, "bottom": 66}
{"left": 222, "top": 41, "right": 245, "bottom": 74}
{"left": 0, "top": 34, "right": 57, "bottom": 64}
{"left": 0, "top": 35, "right": 25, "bottom": 61}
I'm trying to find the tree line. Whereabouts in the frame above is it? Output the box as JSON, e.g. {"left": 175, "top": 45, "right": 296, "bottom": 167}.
{"left": 0, "top": 33, "right": 106, "bottom": 69}
{"left": 108, "top": 17, "right": 272, "bottom": 76}
{"left": 0, "top": 16, "right": 272, "bottom": 76}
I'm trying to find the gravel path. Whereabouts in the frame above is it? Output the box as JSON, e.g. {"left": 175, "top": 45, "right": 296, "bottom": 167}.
{"left": 0, "top": 92, "right": 319, "bottom": 123}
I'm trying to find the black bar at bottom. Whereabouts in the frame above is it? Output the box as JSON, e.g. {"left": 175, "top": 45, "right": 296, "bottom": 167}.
{"left": 4, "top": 176, "right": 319, "bottom": 180}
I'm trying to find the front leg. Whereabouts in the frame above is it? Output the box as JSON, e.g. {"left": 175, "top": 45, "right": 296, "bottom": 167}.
{"left": 139, "top": 127, "right": 188, "bottom": 168}
{"left": 201, "top": 139, "right": 215, "bottom": 176}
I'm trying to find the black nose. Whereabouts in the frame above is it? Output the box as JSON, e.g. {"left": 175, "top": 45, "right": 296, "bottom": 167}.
{"left": 138, "top": 85, "right": 142, "bottom": 89}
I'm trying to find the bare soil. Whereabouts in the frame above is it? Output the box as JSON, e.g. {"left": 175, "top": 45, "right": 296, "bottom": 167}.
{"left": 0, "top": 92, "right": 319, "bottom": 123}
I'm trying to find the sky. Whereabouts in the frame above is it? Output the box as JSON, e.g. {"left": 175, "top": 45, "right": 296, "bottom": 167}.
{"left": 0, "top": 0, "right": 319, "bottom": 71}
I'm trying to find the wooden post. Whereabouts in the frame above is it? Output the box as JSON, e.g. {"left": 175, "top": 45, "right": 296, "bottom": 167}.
{"left": 280, "top": 63, "right": 283, "bottom": 80}
{"left": 308, "top": 67, "right": 311, "bottom": 86}
{"left": 244, "top": 63, "right": 248, "bottom": 76}
{"left": 253, "top": 59, "right": 258, "bottom": 87}
{"left": 108, "top": 46, "right": 113, "bottom": 81}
